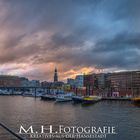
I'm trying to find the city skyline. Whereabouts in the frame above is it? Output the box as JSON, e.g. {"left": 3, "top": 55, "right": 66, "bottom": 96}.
{"left": 0, "top": 0, "right": 140, "bottom": 81}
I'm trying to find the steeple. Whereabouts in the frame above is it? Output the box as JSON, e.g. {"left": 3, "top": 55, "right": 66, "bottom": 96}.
{"left": 54, "top": 67, "right": 58, "bottom": 82}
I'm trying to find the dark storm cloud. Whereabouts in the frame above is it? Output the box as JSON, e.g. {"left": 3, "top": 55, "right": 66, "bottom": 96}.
{"left": 49, "top": 26, "right": 94, "bottom": 48}
{"left": 45, "top": 31, "right": 140, "bottom": 69}
{"left": 94, "top": 32, "right": 140, "bottom": 52}
{"left": 0, "top": 0, "right": 140, "bottom": 80}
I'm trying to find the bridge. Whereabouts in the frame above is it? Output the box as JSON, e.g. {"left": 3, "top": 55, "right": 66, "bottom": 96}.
{"left": 0, "top": 86, "right": 50, "bottom": 97}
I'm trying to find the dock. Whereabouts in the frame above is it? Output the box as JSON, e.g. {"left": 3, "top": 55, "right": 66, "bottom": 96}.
{"left": 0, "top": 123, "right": 27, "bottom": 140}
{"left": 102, "top": 97, "right": 131, "bottom": 101}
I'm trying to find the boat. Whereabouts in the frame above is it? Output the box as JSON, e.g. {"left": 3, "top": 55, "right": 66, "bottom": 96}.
{"left": 41, "top": 94, "right": 56, "bottom": 100}
{"left": 55, "top": 93, "right": 74, "bottom": 102}
{"left": 82, "top": 96, "right": 102, "bottom": 104}
{"left": 131, "top": 97, "right": 140, "bottom": 104}
{"left": 22, "top": 91, "right": 34, "bottom": 97}
{"left": 13, "top": 91, "right": 22, "bottom": 95}
{"left": 72, "top": 95, "right": 84, "bottom": 103}
{"left": 0, "top": 90, "right": 11, "bottom": 95}
{"left": 35, "top": 93, "right": 43, "bottom": 97}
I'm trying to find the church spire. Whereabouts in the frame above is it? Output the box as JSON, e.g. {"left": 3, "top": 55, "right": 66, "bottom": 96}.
{"left": 54, "top": 67, "right": 58, "bottom": 82}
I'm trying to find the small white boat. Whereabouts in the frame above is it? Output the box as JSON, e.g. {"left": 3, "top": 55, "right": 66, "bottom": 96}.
{"left": 0, "top": 90, "right": 11, "bottom": 95}
{"left": 22, "top": 91, "right": 34, "bottom": 97}
{"left": 55, "top": 93, "right": 74, "bottom": 102}
{"left": 14, "top": 91, "right": 22, "bottom": 95}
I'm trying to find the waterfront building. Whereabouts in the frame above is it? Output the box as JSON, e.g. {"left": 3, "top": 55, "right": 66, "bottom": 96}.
{"left": 75, "top": 75, "right": 84, "bottom": 88}
{"left": 95, "top": 73, "right": 107, "bottom": 89}
{"left": 0, "top": 75, "right": 41, "bottom": 88}
{"left": 92, "top": 73, "right": 110, "bottom": 97}
{"left": 41, "top": 81, "right": 51, "bottom": 88}
{"left": 83, "top": 71, "right": 140, "bottom": 97}
{"left": 53, "top": 81, "right": 64, "bottom": 89}
{"left": 0, "top": 75, "right": 22, "bottom": 87}
{"left": 41, "top": 81, "right": 64, "bottom": 90}
{"left": 29, "top": 80, "right": 40, "bottom": 87}
{"left": 109, "top": 71, "right": 140, "bottom": 97}
{"left": 62, "top": 84, "right": 71, "bottom": 91}
{"left": 20, "top": 78, "right": 40, "bottom": 87}
{"left": 20, "top": 77, "right": 30, "bottom": 87}
{"left": 41, "top": 81, "right": 53, "bottom": 93}
{"left": 67, "top": 76, "right": 84, "bottom": 88}
{"left": 67, "top": 78, "right": 75, "bottom": 87}
{"left": 83, "top": 74, "right": 95, "bottom": 95}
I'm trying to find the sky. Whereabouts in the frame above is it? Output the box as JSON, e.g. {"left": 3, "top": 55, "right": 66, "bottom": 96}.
{"left": 0, "top": 0, "right": 140, "bottom": 81}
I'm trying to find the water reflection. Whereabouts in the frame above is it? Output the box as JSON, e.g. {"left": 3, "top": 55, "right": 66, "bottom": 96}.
{"left": 0, "top": 96, "right": 139, "bottom": 140}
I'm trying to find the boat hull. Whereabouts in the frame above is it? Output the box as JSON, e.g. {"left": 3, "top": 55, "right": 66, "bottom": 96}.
{"left": 72, "top": 96, "right": 83, "bottom": 103}
{"left": 82, "top": 99, "right": 98, "bottom": 104}
{"left": 55, "top": 98, "right": 72, "bottom": 102}
{"left": 82, "top": 96, "right": 101, "bottom": 104}
{"left": 55, "top": 93, "right": 73, "bottom": 102}
{"left": 41, "top": 95, "right": 56, "bottom": 100}
{"left": 131, "top": 97, "right": 140, "bottom": 104}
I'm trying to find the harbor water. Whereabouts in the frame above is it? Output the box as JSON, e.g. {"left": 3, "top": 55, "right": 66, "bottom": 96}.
{"left": 0, "top": 96, "right": 139, "bottom": 140}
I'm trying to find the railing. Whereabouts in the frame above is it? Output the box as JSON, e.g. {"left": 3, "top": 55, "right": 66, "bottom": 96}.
{"left": 0, "top": 123, "right": 27, "bottom": 140}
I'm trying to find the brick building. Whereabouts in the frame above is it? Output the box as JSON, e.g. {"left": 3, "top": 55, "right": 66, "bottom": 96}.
{"left": 109, "top": 71, "right": 140, "bottom": 97}
{"left": 0, "top": 75, "right": 22, "bottom": 87}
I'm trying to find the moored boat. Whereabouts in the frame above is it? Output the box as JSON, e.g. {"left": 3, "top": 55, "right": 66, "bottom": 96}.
{"left": 22, "top": 91, "right": 34, "bottom": 97}
{"left": 82, "top": 96, "right": 102, "bottom": 104}
{"left": 41, "top": 94, "right": 56, "bottom": 100}
{"left": 0, "top": 90, "right": 12, "bottom": 95}
{"left": 72, "top": 95, "right": 84, "bottom": 103}
{"left": 55, "top": 93, "right": 74, "bottom": 102}
{"left": 131, "top": 97, "right": 140, "bottom": 104}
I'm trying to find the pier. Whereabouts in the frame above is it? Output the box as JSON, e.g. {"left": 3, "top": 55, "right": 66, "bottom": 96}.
{"left": 0, "top": 123, "right": 27, "bottom": 140}
{"left": 102, "top": 97, "right": 131, "bottom": 101}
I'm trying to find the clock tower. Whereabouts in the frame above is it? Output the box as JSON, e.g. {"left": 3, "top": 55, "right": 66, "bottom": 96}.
{"left": 54, "top": 67, "right": 58, "bottom": 82}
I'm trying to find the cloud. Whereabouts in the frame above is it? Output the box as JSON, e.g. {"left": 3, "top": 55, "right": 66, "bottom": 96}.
{"left": 0, "top": 0, "right": 139, "bottom": 81}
